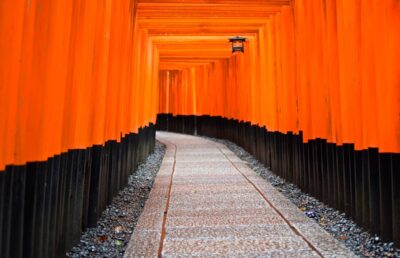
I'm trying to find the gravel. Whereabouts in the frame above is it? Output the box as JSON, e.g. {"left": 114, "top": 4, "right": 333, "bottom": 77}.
{"left": 208, "top": 137, "right": 400, "bottom": 258}
{"left": 66, "top": 141, "right": 166, "bottom": 258}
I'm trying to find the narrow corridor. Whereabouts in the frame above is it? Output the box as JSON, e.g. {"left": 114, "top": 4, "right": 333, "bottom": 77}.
{"left": 1, "top": 1, "right": 399, "bottom": 256}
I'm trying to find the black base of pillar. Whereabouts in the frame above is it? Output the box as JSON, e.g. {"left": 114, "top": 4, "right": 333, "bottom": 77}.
{"left": 0, "top": 124, "right": 156, "bottom": 258}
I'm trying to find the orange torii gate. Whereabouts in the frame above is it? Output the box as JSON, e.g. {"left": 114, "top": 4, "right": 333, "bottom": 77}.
{"left": 0, "top": 0, "right": 399, "bottom": 257}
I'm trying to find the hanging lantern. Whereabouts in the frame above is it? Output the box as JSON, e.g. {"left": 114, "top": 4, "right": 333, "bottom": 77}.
{"left": 228, "top": 36, "right": 247, "bottom": 53}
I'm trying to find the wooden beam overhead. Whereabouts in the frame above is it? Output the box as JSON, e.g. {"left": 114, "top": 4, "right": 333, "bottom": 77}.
{"left": 138, "top": 0, "right": 291, "bottom": 5}
{"left": 137, "top": 0, "right": 289, "bottom": 74}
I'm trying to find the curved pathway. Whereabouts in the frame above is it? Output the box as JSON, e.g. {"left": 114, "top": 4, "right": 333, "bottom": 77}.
{"left": 124, "top": 132, "right": 354, "bottom": 258}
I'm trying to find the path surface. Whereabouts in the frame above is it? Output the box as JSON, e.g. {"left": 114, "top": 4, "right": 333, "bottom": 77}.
{"left": 124, "top": 132, "right": 354, "bottom": 257}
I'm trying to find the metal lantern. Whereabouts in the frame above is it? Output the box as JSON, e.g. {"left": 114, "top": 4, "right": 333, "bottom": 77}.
{"left": 229, "top": 36, "right": 247, "bottom": 53}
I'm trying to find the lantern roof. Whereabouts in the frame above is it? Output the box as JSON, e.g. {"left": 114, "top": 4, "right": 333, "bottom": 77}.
{"left": 228, "top": 36, "right": 247, "bottom": 42}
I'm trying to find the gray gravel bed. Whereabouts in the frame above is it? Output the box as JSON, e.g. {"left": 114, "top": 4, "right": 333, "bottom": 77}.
{"left": 66, "top": 141, "right": 165, "bottom": 258}
{"left": 208, "top": 137, "right": 400, "bottom": 258}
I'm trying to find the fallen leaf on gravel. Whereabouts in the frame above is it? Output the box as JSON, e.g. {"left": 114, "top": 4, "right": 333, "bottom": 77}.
{"left": 115, "top": 240, "right": 124, "bottom": 247}
{"left": 99, "top": 235, "right": 108, "bottom": 242}
{"left": 339, "top": 235, "right": 348, "bottom": 241}
{"left": 319, "top": 217, "right": 327, "bottom": 226}
{"left": 114, "top": 226, "right": 125, "bottom": 233}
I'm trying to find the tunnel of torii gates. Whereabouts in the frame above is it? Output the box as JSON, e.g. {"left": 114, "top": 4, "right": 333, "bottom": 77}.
{"left": 0, "top": 0, "right": 399, "bottom": 257}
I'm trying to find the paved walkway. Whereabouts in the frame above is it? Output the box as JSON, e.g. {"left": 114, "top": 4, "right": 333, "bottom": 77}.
{"left": 124, "top": 132, "right": 354, "bottom": 257}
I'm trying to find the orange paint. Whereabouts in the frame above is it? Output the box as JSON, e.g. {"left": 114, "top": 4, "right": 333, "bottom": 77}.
{"left": 0, "top": 0, "right": 158, "bottom": 171}
{"left": 155, "top": 0, "right": 400, "bottom": 154}
{"left": 1, "top": 0, "right": 399, "bottom": 171}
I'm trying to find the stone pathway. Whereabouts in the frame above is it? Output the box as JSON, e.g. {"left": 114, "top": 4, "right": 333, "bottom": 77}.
{"left": 124, "top": 132, "right": 355, "bottom": 258}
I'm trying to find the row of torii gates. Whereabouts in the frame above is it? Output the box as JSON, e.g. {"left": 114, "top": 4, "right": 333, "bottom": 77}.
{"left": 0, "top": 0, "right": 399, "bottom": 257}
